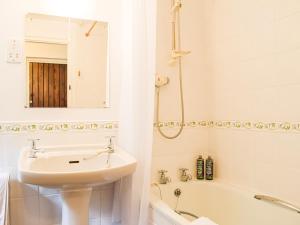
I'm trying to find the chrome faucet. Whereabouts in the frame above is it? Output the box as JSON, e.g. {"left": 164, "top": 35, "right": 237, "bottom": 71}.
{"left": 179, "top": 168, "right": 192, "bottom": 182}
{"left": 105, "top": 136, "right": 115, "bottom": 153}
{"left": 158, "top": 170, "right": 171, "bottom": 184}
{"left": 105, "top": 136, "right": 116, "bottom": 167}
{"left": 83, "top": 136, "right": 116, "bottom": 162}
{"left": 28, "top": 139, "right": 43, "bottom": 158}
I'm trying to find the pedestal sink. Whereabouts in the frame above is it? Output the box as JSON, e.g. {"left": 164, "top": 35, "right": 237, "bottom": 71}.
{"left": 18, "top": 144, "right": 137, "bottom": 225}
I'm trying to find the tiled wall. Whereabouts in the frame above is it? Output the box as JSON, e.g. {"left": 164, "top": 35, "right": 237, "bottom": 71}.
{"left": 205, "top": 0, "right": 300, "bottom": 205}
{"left": 152, "top": 0, "right": 210, "bottom": 182}
{"left": 153, "top": 0, "right": 300, "bottom": 206}
{"left": 0, "top": 128, "right": 117, "bottom": 225}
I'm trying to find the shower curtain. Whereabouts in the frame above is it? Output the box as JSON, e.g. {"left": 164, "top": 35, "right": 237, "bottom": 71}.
{"left": 116, "top": 0, "right": 157, "bottom": 225}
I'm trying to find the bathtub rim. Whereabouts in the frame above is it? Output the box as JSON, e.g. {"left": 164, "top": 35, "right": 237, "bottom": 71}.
{"left": 149, "top": 180, "right": 252, "bottom": 225}
{"left": 151, "top": 179, "right": 288, "bottom": 204}
{"left": 149, "top": 180, "right": 300, "bottom": 225}
{"left": 150, "top": 192, "right": 190, "bottom": 225}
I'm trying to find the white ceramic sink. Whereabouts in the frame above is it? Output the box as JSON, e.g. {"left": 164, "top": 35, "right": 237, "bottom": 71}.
{"left": 18, "top": 144, "right": 137, "bottom": 225}
{"left": 18, "top": 144, "right": 137, "bottom": 187}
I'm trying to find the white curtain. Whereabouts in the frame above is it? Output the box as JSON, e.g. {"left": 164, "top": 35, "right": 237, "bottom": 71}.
{"left": 115, "top": 0, "right": 157, "bottom": 225}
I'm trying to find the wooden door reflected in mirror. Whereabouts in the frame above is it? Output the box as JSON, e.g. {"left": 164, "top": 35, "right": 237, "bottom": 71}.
{"left": 29, "top": 62, "right": 67, "bottom": 108}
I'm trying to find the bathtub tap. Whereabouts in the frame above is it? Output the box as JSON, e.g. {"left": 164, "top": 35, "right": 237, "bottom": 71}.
{"left": 158, "top": 170, "right": 171, "bottom": 184}
{"left": 179, "top": 168, "right": 192, "bottom": 182}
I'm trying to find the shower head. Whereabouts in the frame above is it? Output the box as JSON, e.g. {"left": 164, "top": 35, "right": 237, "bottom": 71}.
{"left": 155, "top": 74, "right": 170, "bottom": 88}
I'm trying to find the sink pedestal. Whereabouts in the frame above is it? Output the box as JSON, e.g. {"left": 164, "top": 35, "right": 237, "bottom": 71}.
{"left": 18, "top": 145, "right": 137, "bottom": 225}
{"left": 61, "top": 187, "right": 92, "bottom": 225}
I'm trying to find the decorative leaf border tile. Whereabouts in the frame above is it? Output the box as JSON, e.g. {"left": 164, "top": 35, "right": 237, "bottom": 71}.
{"left": 1, "top": 120, "right": 299, "bottom": 134}
{"left": 0, "top": 121, "right": 118, "bottom": 134}
{"left": 154, "top": 120, "right": 300, "bottom": 133}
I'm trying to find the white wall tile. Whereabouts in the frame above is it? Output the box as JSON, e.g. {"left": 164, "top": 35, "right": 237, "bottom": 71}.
{"left": 89, "top": 190, "right": 101, "bottom": 221}
{"left": 89, "top": 219, "right": 101, "bottom": 225}
{"left": 275, "top": 48, "right": 300, "bottom": 86}
{"left": 152, "top": 127, "right": 209, "bottom": 183}
{"left": 179, "top": 0, "right": 300, "bottom": 208}
{"left": 276, "top": 0, "right": 300, "bottom": 19}
{"left": 39, "top": 195, "right": 62, "bottom": 225}
{"left": 9, "top": 167, "right": 38, "bottom": 199}
{"left": 100, "top": 188, "right": 114, "bottom": 225}
{"left": 39, "top": 187, "right": 60, "bottom": 196}
{"left": 275, "top": 12, "right": 300, "bottom": 52}
{"left": 9, "top": 196, "right": 39, "bottom": 225}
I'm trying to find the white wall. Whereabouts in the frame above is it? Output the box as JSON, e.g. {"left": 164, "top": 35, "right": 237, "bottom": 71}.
{"left": 153, "top": 0, "right": 300, "bottom": 208}
{"left": 0, "top": 0, "right": 123, "bottom": 225}
{"left": 205, "top": 0, "right": 300, "bottom": 205}
{"left": 0, "top": 0, "right": 121, "bottom": 121}
{"left": 152, "top": 0, "right": 210, "bottom": 182}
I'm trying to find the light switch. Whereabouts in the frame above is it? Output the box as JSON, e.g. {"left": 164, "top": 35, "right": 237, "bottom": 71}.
{"left": 6, "top": 39, "right": 23, "bottom": 63}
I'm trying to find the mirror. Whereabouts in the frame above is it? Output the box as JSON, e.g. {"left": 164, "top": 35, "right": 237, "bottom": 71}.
{"left": 25, "top": 13, "right": 109, "bottom": 108}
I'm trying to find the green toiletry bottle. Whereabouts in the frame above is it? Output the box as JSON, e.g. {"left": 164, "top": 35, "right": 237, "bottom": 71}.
{"left": 205, "top": 156, "right": 214, "bottom": 180}
{"left": 197, "top": 155, "right": 204, "bottom": 180}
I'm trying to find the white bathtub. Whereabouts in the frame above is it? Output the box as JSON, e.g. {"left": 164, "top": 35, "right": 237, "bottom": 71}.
{"left": 149, "top": 181, "right": 300, "bottom": 225}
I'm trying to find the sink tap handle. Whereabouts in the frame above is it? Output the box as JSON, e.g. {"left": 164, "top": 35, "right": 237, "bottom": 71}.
{"left": 105, "top": 136, "right": 116, "bottom": 151}
{"left": 105, "top": 136, "right": 116, "bottom": 144}
{"left": 28, "top": 138, "right": 40, "bottom": 150}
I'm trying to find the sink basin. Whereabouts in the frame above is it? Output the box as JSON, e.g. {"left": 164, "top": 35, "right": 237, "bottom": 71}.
{"left": 18, "top": 144, "right": 137, "bottom": 225}
{"left": 18, "top": 144, "right": 137, "bottom": 187}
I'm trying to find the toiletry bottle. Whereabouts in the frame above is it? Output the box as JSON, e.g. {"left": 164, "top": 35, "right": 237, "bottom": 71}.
{"left": 205, "top": 156, "right": 214, "bottom": 180}
{"left": 196, "top": 155, "right": 204, "bottom": 180}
